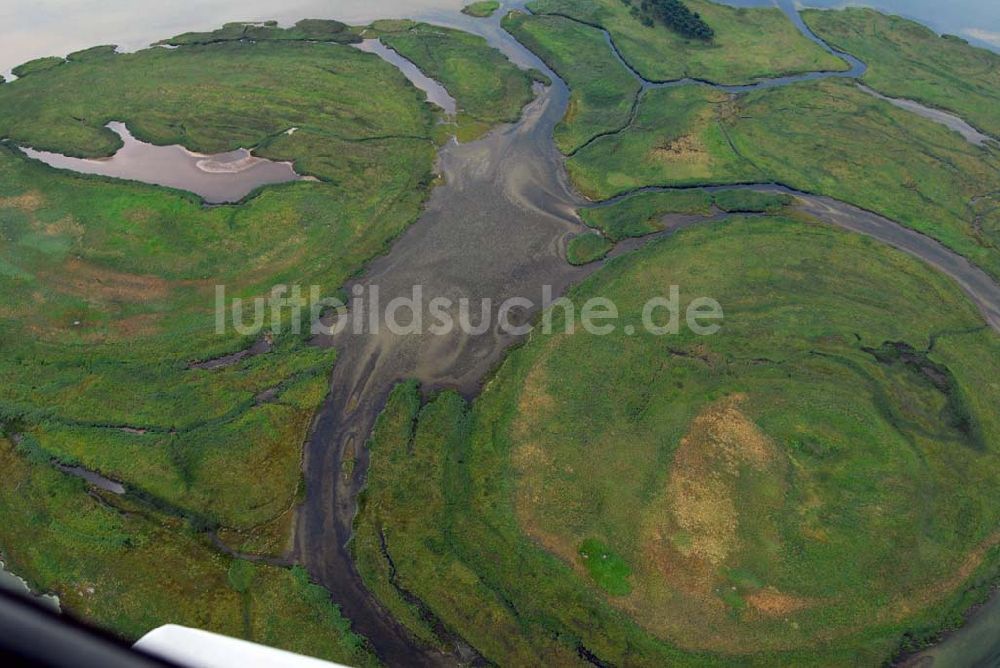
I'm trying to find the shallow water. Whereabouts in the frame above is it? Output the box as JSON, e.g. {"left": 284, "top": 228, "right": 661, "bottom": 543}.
{"left": 856, "top": 84, "right": 994, "bottom": 145}
{"left": 899, "top": 589, "right": 1000, "bottom": 667}
{"left": 0, "top": 559, "right": 60, "bottom": 612}
{"left": 353, "top": 39, "right": 458, "bottom": 115}
{"left": 21, "top": 122, "right": 306, "bottom": 204}
{"left": 55, "top": 464, "right": 126, "bottom": 495}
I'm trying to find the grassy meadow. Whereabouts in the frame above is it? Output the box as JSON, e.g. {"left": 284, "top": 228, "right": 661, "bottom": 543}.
{"left": 356, "top": 216, "right": 1000, "bottom": 665}
{"left": 581, "top": 188, "right": 791, "bottom": 242}
{"left": 0, "top": 433, "right": 377, "bottom": 667}
{"left": 462, "top": 1, "right": 500, "bottom": 18}
{"left": 566, "top": 232, "right": 614, "bottom": 264}
{"left": 566, "top": 79, "right": 1000, "bottom": 281}
{"left": 525, "top": 0, "right": 848, "bottom": 84}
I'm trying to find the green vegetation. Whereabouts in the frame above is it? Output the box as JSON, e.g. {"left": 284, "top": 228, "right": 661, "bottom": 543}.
{"left": 357, "top": 216, "right": 1000, "bottom": 664}
{"left": 635, "top": 0, "right": 714, "bottom": 41}
{"left": 0, "top": 435, "right": 376, "bottom": 666}
{"left": 372, "top": 21, "right": 544, "bottom": 139}
{"left": 11, "top": 56, "right": 64, "bottom": 78}
{"left": 158, "top": 19, "right": 360, "bottom": 46}
{"left": 566, "top": 232, "right": 612, "bottom": 264}
{"left": 461, "top": 1, "right": 500, "bottom": 18}
{"left": 0, "top": 40, "right": 432, "bottom": 156}
{"left": 712, "top": 188, "right": 792, "bottom": 213}
{"left": 526, "top": 0, "right": 847, "bottom": 84}
{"left": 502, "top": 12, "right": 642, "bottom": 153}
{"left": 803, "top": 8, "right": 1000, "bottom": 138}
{"left": 567, "top": 79, "right": 1000, "bottom": 280}
{"left": 66, "top": 45, "right": 119, "bottom": 63}
{"left": 578, "top": 539, "right": 632, "bottom": 595}
{"left": 581, "top": 188, "right": 791, "bottom": 241}
{"left": 0, "top": 36, "right": 436, "bottom": 545}
{"left": 583, "top": 189, "right": 712, "bottom": 239}
{"left": 354, "top": 383, "right": 584, "bottom": 663}
{"left": 0, "top": 17, "right": 536, "bottom": 650}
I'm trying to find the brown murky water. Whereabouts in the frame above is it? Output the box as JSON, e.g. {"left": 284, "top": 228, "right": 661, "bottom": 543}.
{"left": 21, "top": 122, "right": 307, "bottom": 204}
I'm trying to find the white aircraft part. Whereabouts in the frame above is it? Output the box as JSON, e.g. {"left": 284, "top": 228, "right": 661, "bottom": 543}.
{"left": 134, "top": 624, "right": 350, "bottom": 668}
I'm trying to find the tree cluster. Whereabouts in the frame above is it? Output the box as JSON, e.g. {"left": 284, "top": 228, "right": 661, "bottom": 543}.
{"left": 622, "top": 0, "right": 715, "bottom": 41}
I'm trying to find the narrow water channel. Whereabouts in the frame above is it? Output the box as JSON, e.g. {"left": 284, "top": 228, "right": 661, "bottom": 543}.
{"left": 353, "top": 39, "right": 458, "bottom": 115}
{"left": 579, "top": 0, "right": 995, "bottom": 145}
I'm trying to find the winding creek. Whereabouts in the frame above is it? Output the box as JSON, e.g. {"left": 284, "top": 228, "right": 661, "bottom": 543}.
{"left": 576, "top": 0, "right": 996, "bottom": 147}
{"left": 2, "top": 0, "right": 998, "bottom": 665}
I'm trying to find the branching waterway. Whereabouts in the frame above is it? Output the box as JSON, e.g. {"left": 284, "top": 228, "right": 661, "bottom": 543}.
{"left": 289, "top": 3, "right": 1000, "bottom": 666}
{"left": 2, "top": 1, "right": 996, "bottom": 665}
{"left": 557, "top": 0, "right": 996, "bottom": 147}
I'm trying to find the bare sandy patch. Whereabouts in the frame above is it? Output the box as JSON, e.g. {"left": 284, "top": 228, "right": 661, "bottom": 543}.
{"left": 0, "top": 191, "right": 44, "bottom": 212}
{"left": 41, "top": 257, "right": 172, "bottom": 302}
{"left": 651, "top": 134, "right": 707, "bottom": 166}
{"left": 746, "top": 587, "right": 812, "bottom": 616}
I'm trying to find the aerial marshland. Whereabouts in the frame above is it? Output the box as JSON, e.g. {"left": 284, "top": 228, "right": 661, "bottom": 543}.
{"left": 0, "top": 0, "right": 998, "bottom": 666}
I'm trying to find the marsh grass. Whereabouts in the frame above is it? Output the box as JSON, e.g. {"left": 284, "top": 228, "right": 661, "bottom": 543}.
{"left": 0, "top": 435, "right": 376, "bottom": 666}
{"left": 373, "top": 21, "right": 544, "bottom": 138}
{"left": 527, "top": 0, "right": 848, "bottom": 84}
{"left": 461, "top": 1, "right": 501, "bottom": 19}
{"left": 568, "top": 80, "right": 1000, "bottom": 280}
{"left": 503, "top": 12, "right": 642, "bottom": 154}
{"left": 803, "top": 9, "right": 1000, "bottom": 139}
{"left": 356, "top": 216, "right": 1000, "bottom": 664}
{"left": 566, "top": 232, "right": 613, "bottom": 264}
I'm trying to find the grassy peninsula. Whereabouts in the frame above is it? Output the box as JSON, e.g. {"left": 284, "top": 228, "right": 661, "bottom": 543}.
{"left": 356, "top": 216, "right": 1000, "bottom": 665}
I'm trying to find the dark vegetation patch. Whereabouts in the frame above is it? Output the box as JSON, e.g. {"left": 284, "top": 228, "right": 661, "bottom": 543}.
{"left": 158, "top": 19, "right": 361, "bottom": 47}
{"left": 566, "top": 232, "right": 613, "bottom": 265}
{"left": 627, "top": 0, "right": 714, "bottom": 41}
